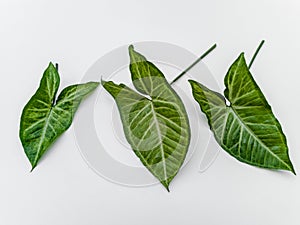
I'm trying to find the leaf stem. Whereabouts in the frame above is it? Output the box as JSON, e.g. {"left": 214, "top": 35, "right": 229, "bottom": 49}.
{"left": 170, "top": 44, "right": 217, "bottom": 85}
{"left": 249, "top": 40, "right": 265, "bottom": 69}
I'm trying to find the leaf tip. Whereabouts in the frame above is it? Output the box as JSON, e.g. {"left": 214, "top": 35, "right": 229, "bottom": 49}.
{"left": 239, "top": 52, "right": 245, "bottom": 58}
{"left": 47, "top": 62, "right": 59, "bottom": 74}
{"left": 164, "top": 185, "right": 170, "bottom": 192}
{"left": 48, "top": 61, "right": 55, "bottom": 67}
{"left": 30, "top": 164, "right": 37, "bottom": 172}
{"left": 128, "top": 45, "right": 136, "bottom": 59}
{"left": 291, "top": 166, "right": 296, "bottom": 175}
{"left": 285, "top": 159, "right": 296, "bottom": 175}
{"left": 48, "top": 62, "right": 56, "bottom": 69}
{"left": 188, "top": 79, "right": 196, "bottom": 86}
{"left": 161, "top": 181, "right": 171, "bottom": 192}
{"left": 128, "top": 44, "right": 134, "bottom": 52}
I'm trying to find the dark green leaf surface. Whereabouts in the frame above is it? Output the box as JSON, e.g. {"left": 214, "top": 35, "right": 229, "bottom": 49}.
{"left": 189, "top": 53, "right": 295, "bottom": 173}
{"left": 102, "top": 46, "right": 190, "bottom": 191}
{"left": 20, "top": 63, "right": 99, "bottom": 170}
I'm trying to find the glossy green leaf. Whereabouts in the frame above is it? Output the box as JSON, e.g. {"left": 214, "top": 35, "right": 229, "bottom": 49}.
{"left": 189, "top": 53, "right": 295, "bottom": 173}
{"left": 102, "top": 46, "right": 190, "bottom": 191}
{"left": 20, "top": 63, "right": 99, "bottom": 170}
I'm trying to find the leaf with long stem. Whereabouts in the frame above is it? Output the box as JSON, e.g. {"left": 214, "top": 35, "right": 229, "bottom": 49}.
{"left": 189, "top": 41, "right": 295, "bottom": 173}
{"left": 102, "top": 44, "right": 216, "bottom": 191}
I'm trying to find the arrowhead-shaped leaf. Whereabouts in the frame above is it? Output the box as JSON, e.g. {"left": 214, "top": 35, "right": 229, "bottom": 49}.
{"left": 102, "top": 46, "right": 191, "bottom": 191}
{"left": 189, "top": 53, "right": 295, "bottom": 173}
{"left": 20, "top": 63, "right": 99, "bottom": 170}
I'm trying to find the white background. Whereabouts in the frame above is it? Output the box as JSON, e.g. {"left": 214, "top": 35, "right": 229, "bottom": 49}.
{"left": 1, "top": 0, "right": 300, "bottom": 224}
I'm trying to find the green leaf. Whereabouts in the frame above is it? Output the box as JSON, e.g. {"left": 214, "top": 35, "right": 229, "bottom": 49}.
{"left": 102, "top": 46, "right": 191, "bottom": 191}
{"left": 189, "top": 53, "right": 295, "bottom": 173}
{"left": 20, "top": 63, "right": 99, "bottom": 170}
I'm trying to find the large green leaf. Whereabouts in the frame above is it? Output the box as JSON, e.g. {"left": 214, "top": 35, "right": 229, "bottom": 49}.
{"left": 189, "top": 53, "right": 295, "bottom": 173}
{"left": 102, "top": 46, "right": 190, "bottom": 191}
{"left": 20, "top": 63, "right": 99, "bottom": 170}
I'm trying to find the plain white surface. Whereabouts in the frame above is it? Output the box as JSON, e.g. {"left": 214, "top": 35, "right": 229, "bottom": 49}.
{"left": 1, "top": 0, "right": 300, "bottom": 224}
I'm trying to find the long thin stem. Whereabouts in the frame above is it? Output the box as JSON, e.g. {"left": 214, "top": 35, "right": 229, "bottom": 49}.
{"left": 249, "top": 40, "right": 265, "bottom": 69}
{"left": 170, "top": 44, "right": 217, "bottom": 85}
{"left": 55, "top": 63, "right": 59, "bottom": 71}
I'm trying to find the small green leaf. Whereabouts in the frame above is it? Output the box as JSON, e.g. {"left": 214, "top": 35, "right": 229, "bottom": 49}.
{"left": 20, "top": 63, "right": 99, "bottom": 170}
{"left": 189, "top": 53, "right": 295, "bottom": 173}
{"left": 102, "top": 46, "right": 191, "bottom": 191}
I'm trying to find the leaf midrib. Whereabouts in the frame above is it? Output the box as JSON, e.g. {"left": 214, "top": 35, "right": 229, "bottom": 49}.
{"left": 228, "top": 106, "right": 291, "bottom": 170}
{"left": 129, "top": 98, "right": 178, "bottom": 181}
{"left": 32, "top": 106, "right": 54, "bottom": 167}
{"left": 150, "top": 102, "right": 167, "bottom": 180}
